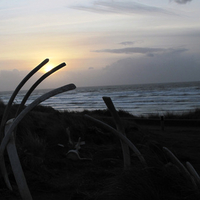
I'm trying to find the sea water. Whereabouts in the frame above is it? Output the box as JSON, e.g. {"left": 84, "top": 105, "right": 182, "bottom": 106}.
{"left": 0, "top": 81, "right": 200, "bottom": 116}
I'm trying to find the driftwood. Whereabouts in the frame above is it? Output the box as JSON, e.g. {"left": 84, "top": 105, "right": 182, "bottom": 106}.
{"left": 0, "top": 59, "right": 76, "bottom": 200}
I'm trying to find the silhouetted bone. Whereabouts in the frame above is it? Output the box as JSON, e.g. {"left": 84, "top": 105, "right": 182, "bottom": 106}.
{"left": 0, "top": 84, "right": 75, "bottom": 199}
{"left": 0, "top": 58, "right": 49, "bottom": 140}
{"left": 85, "top": 114, "right": 146, "bottom": 165}
{"left": 163, "top": 147, "right": 197, "bottom": 189}
{"left": 5, "top": 119, "right": 32, "bottom": 200}
{"left": 15, "top": 62, "right": 66, "bottom": 116}
{"left": 0, "top": 59, "right": 65, "bottom": 191}
{"left": 6, "top": 63, "right": 65, "bottom": 193}
{"left": 0, "top": 84, "right": 76, "bottom": 157}
{"left": 186, "top": 162, "right": 200, "bottom": 187}
{"left": 0, "top": 59, "right": 74, "bottom": 199}
{"left": 0, "top": 157, "right": 12, "bottom": 191}
{"left": 66, "top": 137, "right": 91, "bottom": 161}
{"left": 66, "top": 135, "right": 89, "bottom": 161}
{"left": 0, "top": 58, "right": 49, "bottom": 190}
{"left": 66, "top": 150, "right": 92, "bottom": 161}
{"left": 102, "top": 97, "right": 131, "bottom": 169}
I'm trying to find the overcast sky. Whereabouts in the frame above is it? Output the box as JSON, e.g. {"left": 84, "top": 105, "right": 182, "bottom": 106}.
{"left": 0, "top": 0, "right": 200, "bottom": 91}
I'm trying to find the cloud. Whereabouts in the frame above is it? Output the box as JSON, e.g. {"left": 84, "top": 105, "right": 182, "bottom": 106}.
{"left": 70, "top": 1, "right": 173, "bottom": 15}
{"left": 88, "top": 51, "right": 200, "bottom": 86}
{"left": 118, "top": 41, "right": 143, "bottom": 46}
{"left": 0, "top": 68, "right": 43, "bottom": 91}
{"left": 0, "top": 70, "right": 22, "bottom": 91}
{"left": 119, "top": 41, "right": 135, "bottom": 46}
{"left": 49, "top": 49, "right": 200, "bottom": 88}
{"left": 92, "top": 47, "right": 188, "bottom": 56}
{"left": 1, "top": 50, "right": 198, "bottom": 91}
{"left": 172, "top": 0, "right": 192, "bottom": 4}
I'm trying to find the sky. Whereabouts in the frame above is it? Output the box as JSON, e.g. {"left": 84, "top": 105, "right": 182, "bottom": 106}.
{"left": 0, "top": 0, "right": 200, "bottom": 91}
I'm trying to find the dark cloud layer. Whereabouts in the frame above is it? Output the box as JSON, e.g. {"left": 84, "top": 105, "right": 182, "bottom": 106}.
{"left": 0, "top": 50, "right": 199, "bottom": 91}
{"left": 51, "top": 49, "right": 200, "bottom": 88}
{"left": 0, "top": 69, "right": 43, "bottom": 91}
{"left": 118, "top": 41, "right": 143, "bottom": 46}
{"left": 119, "top": 41, "right": 135, "bottom": 46}
{"left": 71, "top": 1, "right": 172, "bottom": 15}
{"left": 173, "top": 0, "right": 192, "bottom": 4}
{"left": 92, "top": 47, "right": 188, "bottom": 56}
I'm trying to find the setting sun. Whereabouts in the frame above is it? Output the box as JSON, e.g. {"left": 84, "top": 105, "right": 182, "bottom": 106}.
{"left": 43, "top": 64, "right": 54, "bottom": 73}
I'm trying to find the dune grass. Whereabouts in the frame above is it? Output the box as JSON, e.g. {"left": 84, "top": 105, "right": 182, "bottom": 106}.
{"left": 0, "top": 103, "right": 200, "bottom": 199}
{"left": 142, "top": 108, "right": 200, "bottom": 119}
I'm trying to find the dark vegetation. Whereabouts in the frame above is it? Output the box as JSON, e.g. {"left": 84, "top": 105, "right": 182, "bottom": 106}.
{"left": 0, "top": 101, "right": 200, "bottom": 200}
{"left": 141, "top": 108, "right": 200, "bottom": 119}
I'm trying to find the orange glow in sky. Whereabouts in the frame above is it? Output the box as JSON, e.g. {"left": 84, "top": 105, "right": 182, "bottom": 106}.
{"left": 42, "top": 64, "right": 54, "bottom": 73}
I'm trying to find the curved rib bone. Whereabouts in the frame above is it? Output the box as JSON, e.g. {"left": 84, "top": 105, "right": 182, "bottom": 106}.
{"left": 186, "top": 162, "right": 200, "bottom": 186}
{"left": 0, "top": 84, "right": 76, "bottom": 157}
{"left": 102, "top": 97, "right": 131, "bottom": 169}
{"left": 5, "top": 119, "right": 32, "bottom": 200}
{"left": 163, "top": 147, "right": 197, "bottom": 189}
{"left": 0, "top": 60, "right": 65, "bottom": 191}
{"left": 0, "top": 58, "right": 49, "bottom": 190}
{"left": 0, "top": 58, "right": 49, "bottom": 140}
{"left": 0, "top": 84, "right": 75, "bottom": 199}
{"left": 85, "top": 114, "right": 146, "bottom": 165}
{"left": 66, "top": 150, "right": 92, "bottom": 161}
{"left": 66, "top": 137, "right": 91, "bottom": 161}
{"left": 15, "top": 62, "right": 66, "bottom": 116}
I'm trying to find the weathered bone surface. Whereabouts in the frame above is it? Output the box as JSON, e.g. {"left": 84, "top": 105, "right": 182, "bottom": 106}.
{"left": 0, "top": 59, "right": 76, "bottom": 200}
{"left": 163, "top": 147, "right": 197, "bottom": 189}
{"left": 66, "top": 128, "right": 85, "bottom": 148}
{"left": 66, "top": 138, "right": 92, "bottom": 161}
{"left": 5, "top": 119, "right": 32, "bottom": 200}
{"left": 0, "top": 84, "right": 76, "bottom": 157}
{"left": 186, "top": 162, "right": 200, "bottom": 186}
{"left": 85, "top": 114, "right": 146, "bottom": 165}
{"left": 66, "top": 136, "right": 91, "bottom": 161}
{"left": 102, "top": 97, "right": 131, "bottom": 169}
{"left": 0, "top": 58, "right": 49, "bottom": 190}
{"left": 0, "top": 58, "right": 49, "bottom": 140}
{"left": 0, "top": 84, "right": 76, "bottom": 199}
{"left": 66, "top": 150, "right": 92, "bottom": 161}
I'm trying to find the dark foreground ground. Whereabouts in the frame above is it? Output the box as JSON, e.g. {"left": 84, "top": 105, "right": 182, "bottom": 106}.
{"left": 0, "top": 104, "right": 200, "bottom": 200}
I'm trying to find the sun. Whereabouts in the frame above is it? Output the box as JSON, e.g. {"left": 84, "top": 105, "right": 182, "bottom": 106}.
{"left": 43, "top": 64, "right": 54, "bottom": 73}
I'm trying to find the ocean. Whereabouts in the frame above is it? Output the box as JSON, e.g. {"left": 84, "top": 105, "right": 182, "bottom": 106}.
{"left": 0, "top": 81, "right": 200, "bottom": 116}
